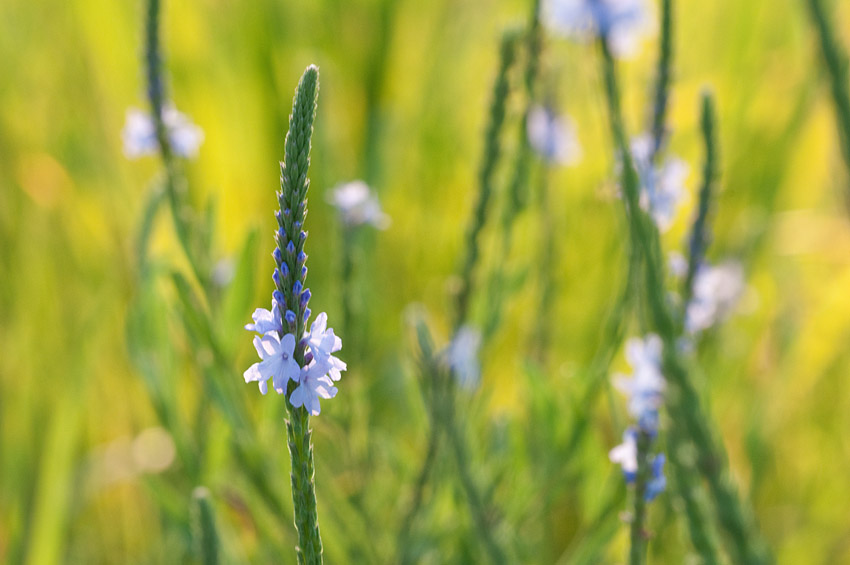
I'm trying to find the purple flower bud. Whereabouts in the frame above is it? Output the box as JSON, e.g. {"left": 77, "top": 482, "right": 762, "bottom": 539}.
{"left": 294, "top": 221, "right": 302, "bottom": 231}
{"left": 297, "top": 251, "right": 307, "bottom": 266}
{"left": 292, "top": 280, "right": 302, "bottom": 295}
{"left": 275, "top": 209, "right": 282, "bottom": 223}
{"left": 300, "top": 289, "right": 311, "bottom": 308}
{"left": 286, "top": 241, "right": 296, "bottom": 256}
{"left": 300, "top": 231, "right": 307, "bottom": 243}
{"left": 273, "top": 247, "right": 283, "bottom": 265}
{"left": 285, "top": 310, "right": 297, "bottom": 327}
{"left": 303, "top": 307, "right": 311, "bottom": 323}
{"left": 276, "top": 227, "right": 287, "bottom": 245}
{"left": 272, "top": 268, "right": 281, "bottom": 287}
{"left": 301, "top": 266, "right": 308, "bottom": 279}
{"left": 281, "top": 262, "right": 290, "bottom": 279}
{"left": 283, "top": 208, "right": 291, "bottom": 217}
{"left": 273, "top": 290, "right": 284, "bottom": 305}
{"left": 304, "top": 351, "right": 314, "bottom": 364}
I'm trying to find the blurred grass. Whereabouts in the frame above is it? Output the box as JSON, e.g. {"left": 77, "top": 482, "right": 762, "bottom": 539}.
{"left": 3, "top": 0, "right": 850, "bottom": 562}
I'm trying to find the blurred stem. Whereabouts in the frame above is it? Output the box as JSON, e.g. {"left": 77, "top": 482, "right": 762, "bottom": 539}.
{"left": 191, "top": 487, "right": 220, "bottom": 565}
{"left": 144, "top": 0, "right": 207, "bottom": 288}
{"left": 629, "top": 431, "right": 651, "bottom": 565}
{"left": 650, "top": 0, "right": 673, "bottom": 161}
{"left": 487, "top": 1, "right": 542, "bottom": 336}
{"left": 807, "top": 0, "right": 850, "bottom": 189}
{"left": 598, "top": 37, "right": 772, "bottom": 565}
{"left": 531, "top": 164, "right": 554, "bottom": 364}
{"left": 667, "top": 421, "right": 721, "bottom": 565}
{"left": 683, "top": 93, "right": 718, "bottom": 307}
{"left": 455, "top": 29, "right": 520, "bottom": 330}
{"left": 340, "top": 226, "right": 355, "bottom": 347}
{"left": 444, "top": 386, "right": 507, "bottom": 565}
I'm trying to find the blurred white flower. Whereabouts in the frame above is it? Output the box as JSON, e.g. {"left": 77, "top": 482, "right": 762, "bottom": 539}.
{"left": 122, "top": 106, "right": 204, "bottom": 159}
{"left": 445, "top": 325, "right": 482, "bottom": 390}
{"left": 327, "top": 180, "right": 390, "bottom": 229}
{"left": 668, "top": 251, "right": 688, "bottom": 278}
{"left": 630, "top": 134, "right": 689, "bottom": 232}
{"left": 609, "top": 428, "right": 638, "bottom": 479}
{"left": 614, "top": 334, "right": 666, "bottom": 433}
{"left": 686, "top": 261, "right": 745, "bottom": 334}
{"left": 527, "top": 106, "right": 582, "bottom": 166}
{"left": 542, "top": 0, "right": 654, "bottom": 58}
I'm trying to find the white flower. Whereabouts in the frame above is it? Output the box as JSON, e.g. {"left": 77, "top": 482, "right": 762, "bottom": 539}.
{"left": 290, "top": 358, "right": 338, "bottom": 415}
{"left": 122, "top": 106, "right": 204, "bottom": 159}
{"left": 305, "top": 312, "right": 346, "bottom": 381}
{"left": 609, "top": 428, "right": 638, "bottom": 479}
{"left": 327, "top": 180, "right": 390, "bottom": 229}
{"left": 630, "top": 134, "right": 689, "bottom": 232}
{"left": 543, "top": 0, "right": 654, "bottom": 58}
{"left": 245, "top": 299, "right": 283, "bottom": 336}
{"left": 614, "top": 334, "right": 665, "bottom": 432}
{"left": 686, "top": 261, "right": 744, "bottom": 334}
{"left": 243, "top": 332, "right": 300, "bottom": 395}
{"left": 445, "top": 325, "right": 482, "bottom": 390}
{"left": 527, "top": 106, "right": 582, "bottom": 166}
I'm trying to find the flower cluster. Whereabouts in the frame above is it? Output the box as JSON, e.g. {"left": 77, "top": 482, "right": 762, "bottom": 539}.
{"left": 630, "top": 134, "right": 689, "bottom": 232}
{"left": 542, "top": 0, "right": 654, "bottom": 58}
{"left": 686, "top": 261, "right": 745, "bottom": 334}
{"left": 527, "top": 105, "right": 582, "bottom": 166}
{"left": 122, "top": 106, "right": 204, "bottom": 159}
{"left": 244, "top": 306, "right": 345, "bottom": 416}
{"left": 327, "top": 180, "right": 390, "bottom": 229}
{"left": 609, "top": 334, "right": 666, "bottom": 500}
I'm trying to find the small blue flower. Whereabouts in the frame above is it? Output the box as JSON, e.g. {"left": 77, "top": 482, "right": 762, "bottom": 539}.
{"left": 614, "top": 335, "right": 666, "bottom": 434}
{"left": 305, "top": 313, "right": 346, "bottom": 382}
{"left": 630, "top": 135, "right": 689, "bottom": 233}
{"left": 289, "top": 357, "right": 338, "bottom": 416}
{"left": 609, "top": 428, "right": 638, "bottom": 480}
{"left": 685, "top": 261, "right": 745, "bottom": 334}
{"left": 243, "top": 332, "right": 300, "bottom": 395}
{"left": 244, "top": 299, "right": 283, "bottom": 335}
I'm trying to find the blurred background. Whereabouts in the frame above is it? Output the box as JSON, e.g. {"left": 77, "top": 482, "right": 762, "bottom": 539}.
{"left": 2, "top": 0, "right": 850, "bottom": 562}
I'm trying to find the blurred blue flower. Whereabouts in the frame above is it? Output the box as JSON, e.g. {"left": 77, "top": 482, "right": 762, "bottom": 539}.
{"left": 243, "top": 332, "right": 300, "bottom": 395}
{"left": 445, "top": 325, "right": 482, "bottom": 390}
{"left": 543, "top": 0, "right": 654, "bottom": 58}
{"left": 327, "top": 180, "right": 390, "bottom": 229}
{"left": 527, "top": 105, "right": 582, "bottom": 166}
{"left": 614, "top": 334, "right": 666, "bottom": 433}
{"left": 645, "top": 453, "right": 666, "bottom": 501}
{"left": 685, "top": 261, "right": 744, "bottom": 334}
{"left": 631, "top": 134, "right": 689, "bottom": 232}
{"left": 122, "top": 106, "right": 204, "bottom": 159}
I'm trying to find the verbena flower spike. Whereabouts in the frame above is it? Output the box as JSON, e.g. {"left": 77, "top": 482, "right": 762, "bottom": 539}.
{"left": 243, "top": 64, "right": 343, "bottom": 564}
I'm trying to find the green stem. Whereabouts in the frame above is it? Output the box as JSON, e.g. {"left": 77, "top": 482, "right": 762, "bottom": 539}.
{"left": 286, "top": 406, "right": 322, "bottom": 564}
{"left": 629, "top": 431, "right": 651, "bottom": 565}
{"left": 807, "top": 0, "right": 850, "bottom": 185}
{"left": 144, "top": 0, "right": 207, "bottom": 288}
{"left": 649, "top": 0, "right": 673, "bottom": 161}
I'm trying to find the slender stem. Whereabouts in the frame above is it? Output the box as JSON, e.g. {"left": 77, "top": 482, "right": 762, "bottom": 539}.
{"left": 144, "top": 0, "right": 207, "bottom": 287}
{"left": 455, "top": 29, "right": 520, "bottom": 329}
{"left": 629, "top": 432, "right": 651, "bottom": 565}
{"left": 650, "top": 0, "right": 673, "bottom": 161}
{"left": 806, "top": 0, "right": 850, "bottom": 185}
{"left": 683, "top": 93, "right": 718, "bottom": 306}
